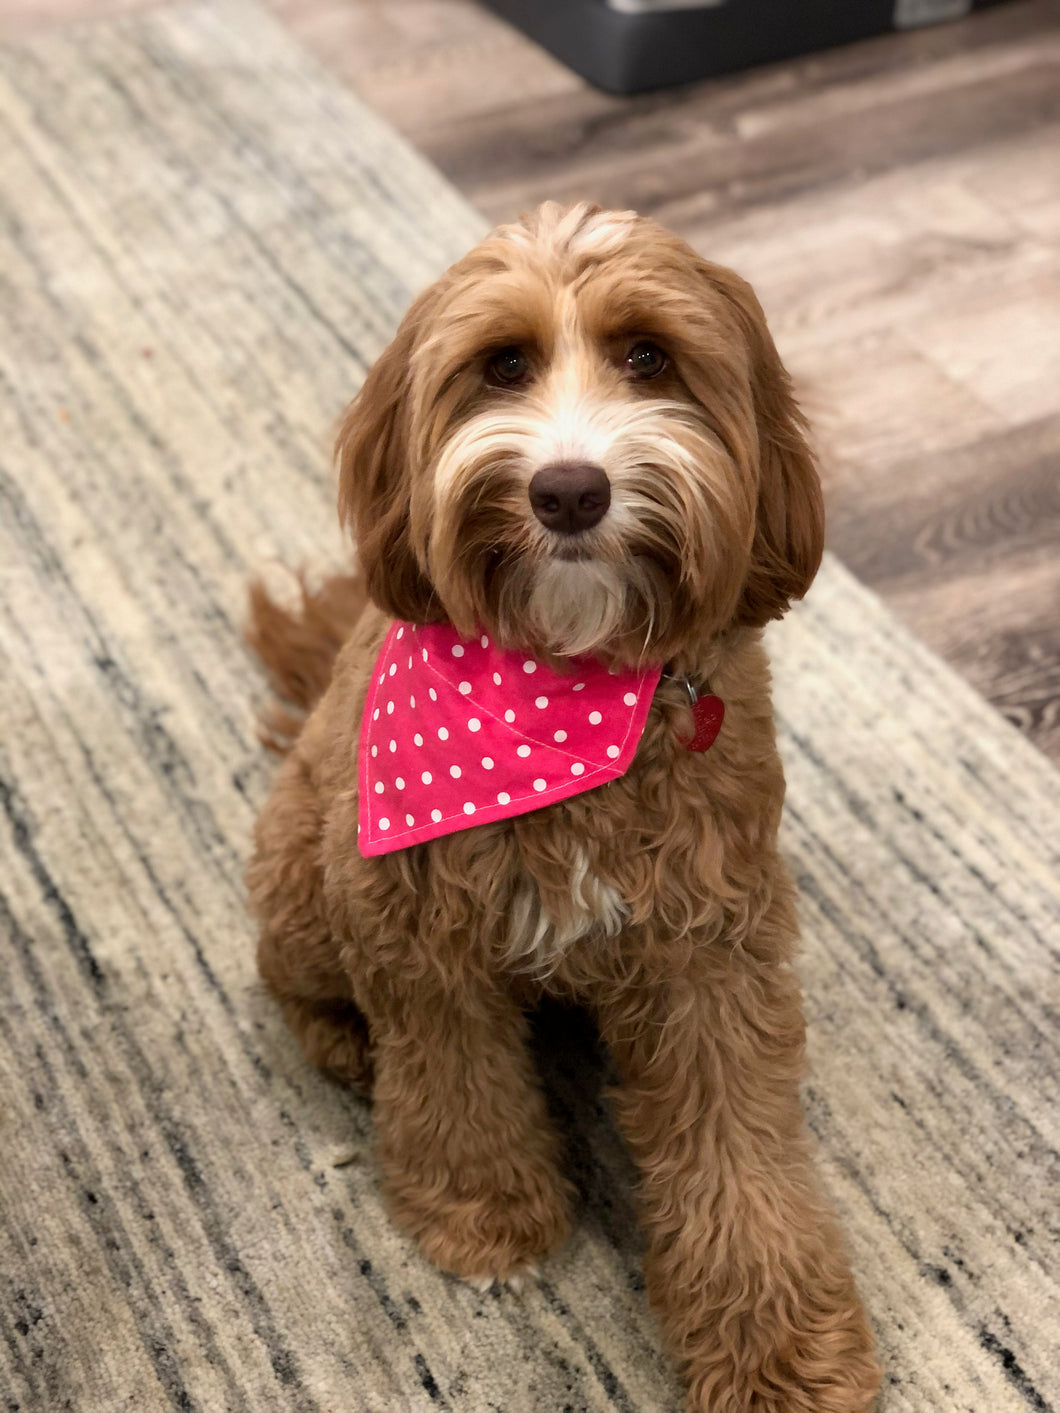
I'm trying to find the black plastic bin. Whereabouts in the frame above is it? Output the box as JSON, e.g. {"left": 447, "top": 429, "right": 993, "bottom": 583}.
{"left": 481, "top": 0, "right": 1014, "bottom": 95}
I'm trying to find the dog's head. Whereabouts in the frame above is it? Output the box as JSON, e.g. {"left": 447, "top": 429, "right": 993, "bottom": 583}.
{"left": 337, "top": 202, "right": 823, "bottom": 667}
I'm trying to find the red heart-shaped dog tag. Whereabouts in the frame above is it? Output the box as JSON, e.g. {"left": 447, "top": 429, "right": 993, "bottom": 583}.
{"left": 684, "top": 694, "right": 725, "bottom": 753}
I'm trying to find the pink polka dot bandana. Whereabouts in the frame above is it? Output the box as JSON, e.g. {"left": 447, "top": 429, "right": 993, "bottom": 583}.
{"left": 358, "top": 623, "right": 662, "bottom": 856}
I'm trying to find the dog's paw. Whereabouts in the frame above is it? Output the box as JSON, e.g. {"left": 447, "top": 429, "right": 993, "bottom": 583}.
{"left": 683, "top": 1317, "right": 880, "bottom": 1413}
{"left": 465, "top": 1262, "right": 541, "bottom": 1296}
{"left": 393, "top": 1181, "right": 570, "bottom": 1287}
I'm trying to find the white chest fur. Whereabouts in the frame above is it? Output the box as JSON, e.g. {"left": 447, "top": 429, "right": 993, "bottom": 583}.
{"left": 505, "top": 847, "right": 628, "bottom": 973}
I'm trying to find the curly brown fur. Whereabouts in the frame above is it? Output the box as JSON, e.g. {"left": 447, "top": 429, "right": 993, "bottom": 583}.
{"left": 246, "top": 203, "right": 879, "bottom": 1411}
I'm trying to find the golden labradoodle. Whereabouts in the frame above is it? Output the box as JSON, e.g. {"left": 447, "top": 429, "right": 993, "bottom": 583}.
{"left": 246, "top": 202, "right": 879, "bottom": 1412}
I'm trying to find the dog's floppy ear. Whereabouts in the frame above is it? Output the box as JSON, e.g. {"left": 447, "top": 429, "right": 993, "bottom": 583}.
{"left": 336, "top": 291, "right": 438, "bottom": 623}
{"left": 715, "top": 270, "right": 825, "bottom": 628}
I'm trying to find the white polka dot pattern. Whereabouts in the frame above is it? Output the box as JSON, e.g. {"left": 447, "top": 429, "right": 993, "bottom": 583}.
{"left": 358, "top": 621, "right": 663, "bottom": 856}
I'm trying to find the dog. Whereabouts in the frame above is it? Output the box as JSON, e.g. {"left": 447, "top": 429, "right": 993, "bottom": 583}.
{"left": 245, "top": 201, "right": 880, "bottom": 1412}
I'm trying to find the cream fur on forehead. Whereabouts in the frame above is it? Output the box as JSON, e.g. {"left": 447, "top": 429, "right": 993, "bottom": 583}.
{"left": 497, "top": 201, "right": 641, "bottom": 255}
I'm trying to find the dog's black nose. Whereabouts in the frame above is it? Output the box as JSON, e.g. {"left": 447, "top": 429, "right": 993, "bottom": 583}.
{"left": 528, "top": 463, "right": 611, "bottom": 534}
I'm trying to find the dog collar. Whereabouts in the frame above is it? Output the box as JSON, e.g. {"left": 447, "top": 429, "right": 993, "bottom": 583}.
{"left": 358, "top": 623, "right": 662, "bottom": 856}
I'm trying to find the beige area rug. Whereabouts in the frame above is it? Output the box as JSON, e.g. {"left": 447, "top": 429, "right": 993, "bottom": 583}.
{"left": 1, "top": 3, "right": 1057, "bottom": 1409}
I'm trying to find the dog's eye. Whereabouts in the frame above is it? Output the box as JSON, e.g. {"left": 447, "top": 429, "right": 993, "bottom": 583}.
{"left": 625, "top": 342, "right": 667, "bottom": 379}
{"left": 486, "top": 346, "right": 530, "bottom": 387}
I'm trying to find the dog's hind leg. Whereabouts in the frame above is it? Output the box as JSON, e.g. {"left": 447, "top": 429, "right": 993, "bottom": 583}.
{"left": 270, "top": 993, "right": 371, "bottom": 1091}
{"left": 247, "top": 751, "right": 373, "bottom": 1092}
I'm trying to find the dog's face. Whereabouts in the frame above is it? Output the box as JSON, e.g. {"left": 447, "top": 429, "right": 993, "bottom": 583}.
{"left": 337, "top": 203, "right": 823, "bottom": 667}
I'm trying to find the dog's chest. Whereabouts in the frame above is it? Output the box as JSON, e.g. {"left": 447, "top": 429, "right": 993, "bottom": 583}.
{"left": 505, "top": 844, "right": 628, "bottom": 973}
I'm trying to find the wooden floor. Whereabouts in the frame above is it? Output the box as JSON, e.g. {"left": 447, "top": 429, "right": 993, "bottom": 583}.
{"left": 5, "top": 0, "right": 1059, "bottom": 759}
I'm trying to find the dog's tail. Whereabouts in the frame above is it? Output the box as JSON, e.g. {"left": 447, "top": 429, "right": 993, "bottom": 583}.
{"left": 246, "top": 569, "right": 368, "bottom": 753}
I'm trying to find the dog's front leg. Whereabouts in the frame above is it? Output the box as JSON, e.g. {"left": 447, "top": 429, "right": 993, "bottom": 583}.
{"left": 363, "top": 972, "right": 572, "bottom": 1287}
{"left": 598, "top": 920, "right": 879, "bottom": 1412}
